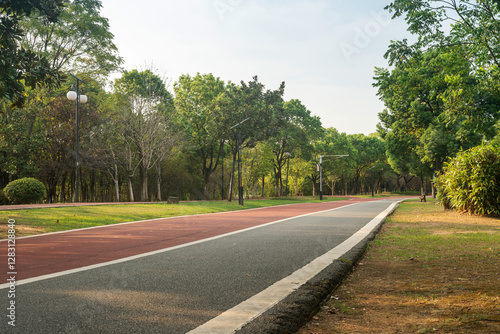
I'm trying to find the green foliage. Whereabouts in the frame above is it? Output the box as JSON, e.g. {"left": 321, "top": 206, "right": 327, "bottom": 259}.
{"left": 4, "top": 177, "right": 46, "bottom": 204}
{"left": 112, "top": 69, "right": 177, "bottom": 202}
{"left": 174, "top": 73, "right": 228, "bottom": 199}
{"left": 272, "top": 99, "right": 323, "bottom": 161}
{"left": 379, "top": 1, "right": 500, "bottom": 186}
{"left": 0, "top": 0, "right": 64, "bottom": 107}
{"left": 268, "top": 98, "right": 322, "bottom": 196}
{"left": 0, "top": 190, "right": 10, "bottom": 205}
{"left": 20, "top": 0, "right": 123, "bottom": 80}
{"left": 316, "top": 128, "right": 356, "bottom": 176}
{"left": 114, "top": 69, "right": 172, "bottom": 108}
{"left": 435, "top": 144, "right": 500, "bottom": 216}
{"left": 385, "top": 0, "right": 500, "bottom": 67}
{"left": 375, "top": 46, "right": 500, "bottom": 175}
{"left": 0, "top": 101, "right": 46, "bottom": 181}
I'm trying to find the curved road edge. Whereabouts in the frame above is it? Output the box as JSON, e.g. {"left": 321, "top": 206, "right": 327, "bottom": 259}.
{"left": 236, "top": 199, "right": 406, "bottom": 334}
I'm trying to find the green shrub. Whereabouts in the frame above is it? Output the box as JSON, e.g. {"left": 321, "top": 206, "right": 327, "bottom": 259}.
{"left": 0, "top": 190, "right": 10, "bottom": 205}
{"left": 3, "top": 178, "right": 46, "bottom": 204}
{"left": 435, "top": 144, "right": 500, "bottom": 216}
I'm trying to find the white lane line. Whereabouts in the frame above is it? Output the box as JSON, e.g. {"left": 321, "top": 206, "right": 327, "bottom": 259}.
{"left": 0, "top": 203, "right": 360, "bottom": 290}
{"left": 0, "top": 201, "right": 340, "bottom": 242}
{"left": 187, "top": 201, "right": 402, "bottom": 334}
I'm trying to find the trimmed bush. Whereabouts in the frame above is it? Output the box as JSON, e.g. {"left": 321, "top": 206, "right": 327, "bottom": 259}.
{"left": 3, "top": 178, "right": 46, "bottom": 205}
{"left": 435, "top": 144, "right": 500, "bottom": 216}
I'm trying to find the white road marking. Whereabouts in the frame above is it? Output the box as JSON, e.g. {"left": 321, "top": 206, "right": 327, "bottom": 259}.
{"left": 0, "top": 203, "right": 359, "bottom": 290}
{"left": 0, "top": 201, "right": 318, "bottom": 242}
{"left": 187, "top": 201, "right": 402, "bottom": 334}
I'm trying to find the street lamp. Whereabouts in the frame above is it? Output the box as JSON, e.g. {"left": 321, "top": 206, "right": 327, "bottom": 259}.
{"left": 221, "top": 140, "right": 227, "bottom": 200}
{"left": 230, "top": 118, "right": 250, "bottom": 206}
{"left": 67, "top": 74, "right": 88, "bottom": 203}
{"left": 319, "top": 155, "right": 348, "bottom": 200}
{"left": 285, "top": 152, "right": 291, "bottom": 196}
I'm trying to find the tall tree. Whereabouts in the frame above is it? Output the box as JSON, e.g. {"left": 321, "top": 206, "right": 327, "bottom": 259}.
{"left": 244, "top": 143, "right": 274, "bottom": 198}
{"left": 374, "top": 47, "right": 500, "bottom": 180}
{"left": 314, "top": 128, "right": 356, "bottom": 195}
{"left": 0, "top": 0, "right": 64, "bottom": 107}
{"left": 347, "top": 134, "right": 386, "bottom": 195}
{"left": 385, "top": 0, "right": 500, "bottom": 67}
{"left": 114, "top": 69, "right": 176, "bottom": 202}
{"left": 33, "top": 76, "right": 106, "bottom": 203}
{"left": 268, "top": 99, "right": 322, "bottom": 196}
{"left": 0, "top": 96, "right": 45, "bottom": 186}
{"left": 174, "top": 73, "right": 227, "bottom": 200}
{"left": 20, "top": 0, "right": 123, "bottom": 80}
{"left": 222, "top": 76, "right": 285, "bottom": 201}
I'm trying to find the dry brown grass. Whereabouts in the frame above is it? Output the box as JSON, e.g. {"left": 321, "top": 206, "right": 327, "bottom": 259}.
{"left": 298, "top": 200, "right": 500, "bottom": 334}
{"left": 0, "top": 223, "right": 46, "bottom": 237}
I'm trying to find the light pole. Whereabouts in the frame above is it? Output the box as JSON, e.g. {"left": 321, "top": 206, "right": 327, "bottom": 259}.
{"left": 285, "top": 152, "right": 291, "bottom": 196}
{"left": 319, "top": 155, "right": 348, "bottom": 200}
{"left": 67, "top": 74, "right": 88, "bottom": 203}
{"left": 230, "top": 118, "right": 250, "bottom": 206}
{"left": 221, "top": 140, "right": 227, "bottom": 200}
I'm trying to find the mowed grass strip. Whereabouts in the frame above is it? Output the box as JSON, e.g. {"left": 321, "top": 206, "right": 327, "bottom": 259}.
{"left": 299, "top": 199, "right": 500, "bottom": 334}
{"left": 0, "top": 196, "right": 345, "bottom": 239}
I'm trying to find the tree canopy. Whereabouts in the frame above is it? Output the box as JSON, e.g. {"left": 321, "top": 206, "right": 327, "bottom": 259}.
{"left": 20, "top": 0, "right": 123, "bottom": 80}
{"left": 0, "top": 0, "right": 65, "bottom": 107}
{"left": 6, "top": 0, "right": 499, "bottom": 205}
{"left": 377, "top": 0, "right": 500, "bottom": 198}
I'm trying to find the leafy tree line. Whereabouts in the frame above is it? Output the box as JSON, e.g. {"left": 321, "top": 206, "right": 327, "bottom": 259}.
{"left": 375, "top": 0, "right": 500, "bottom": 202}
{"left": 1, "top": 0, "right": 476, "bottom": 204}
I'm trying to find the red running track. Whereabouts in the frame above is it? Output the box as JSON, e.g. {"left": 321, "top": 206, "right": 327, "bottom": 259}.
{"left": 1, "top": 198, "right": 388, "bottom": 282}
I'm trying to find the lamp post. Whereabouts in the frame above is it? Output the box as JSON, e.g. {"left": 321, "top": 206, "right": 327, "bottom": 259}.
{"left": 221, "top": 140, "right": 227, "bottom": 200}
{"left": 319, "top": 155, "right": 348, "bottom": 200}
{"left": 230, "top": 118, "right": 250, "bottom": 206}
{"left": 67, "top": 74, "right": 88, "bottom": 203}
{"left": 285, "top": 152, "right": 291, "bottom": 196}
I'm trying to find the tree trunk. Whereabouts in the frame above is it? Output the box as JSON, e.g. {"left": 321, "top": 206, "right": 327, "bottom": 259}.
{"left": 261, "top": 176, "right": 265, "bottom": 198}
{"left": 90, "top": 171, "right": 95, "bottom": 202}
{"left": 331, "top": 180, "right": 337, "bottom": 196}
{"left": 141, "top": 164, "right": 148, "bottom": 202}
{"left": 60, "top": 173, "right": 67, "bottom": 203}
{"left": 204, "top": 171, "right": 210, "bottom": 200}
{"left": 212, "top": 177, "right": 217, "bottom": 200}
{"left": 128, "top": 172, "right": 135, "bottom": 202}
{"left": 114, "top": 164, "right": 120, "bottom": 202}
{"left": 156, "top": 162, "right": 162, "bottom": 202}
{"left": 420, "top": 175, "right": 424, "bottom": 196}
{"left": 274, "top": 167, "right": 282, "bottom": 197}
{"left": 436, "top": 156, "right": 442, "bottom": 172}
{"left": 228, "top": 149, "right": 237, "bottom": 202}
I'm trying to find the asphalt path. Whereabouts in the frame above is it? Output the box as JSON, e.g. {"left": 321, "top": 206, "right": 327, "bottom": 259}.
{"left": 1, "top": 198, "right": 404, "bottom": 333}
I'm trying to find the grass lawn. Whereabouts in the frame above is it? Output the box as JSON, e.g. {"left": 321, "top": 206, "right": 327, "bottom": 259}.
{"left": 299, "top": 199, "right": 500, "bottom": 334}
{"left": 0, "top": 196, "right": 346, "bottom": 239}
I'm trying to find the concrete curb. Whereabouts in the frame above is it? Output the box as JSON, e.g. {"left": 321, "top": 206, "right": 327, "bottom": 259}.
{"left": 237, "top": 201, "right": 402, "bottom": 334}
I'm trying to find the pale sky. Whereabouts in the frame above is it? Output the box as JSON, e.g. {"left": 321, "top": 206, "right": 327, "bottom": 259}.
{"left": 100, "top": 0, "right": 412, "bottom": 135}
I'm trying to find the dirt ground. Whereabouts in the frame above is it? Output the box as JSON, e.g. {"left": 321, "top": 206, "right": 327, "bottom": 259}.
{"left": 298, "top": 201, "right": 500, "bottom": 334}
